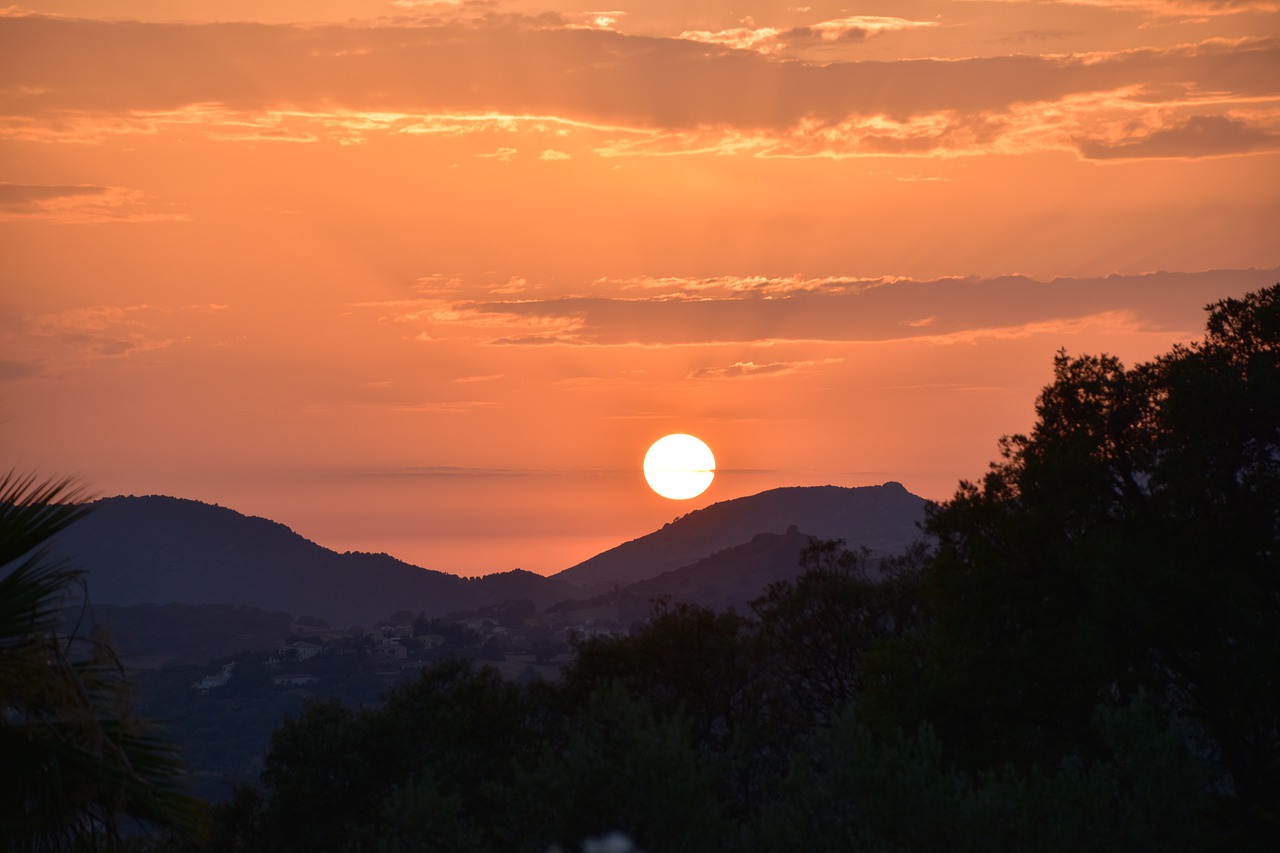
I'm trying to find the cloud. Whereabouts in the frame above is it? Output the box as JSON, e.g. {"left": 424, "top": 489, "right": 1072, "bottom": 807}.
{"left": 392, "top": 400, "right": 499, "bottom": 413}
{"left": 441, "top": 268, "right": 1280, "bottom": 347}
{"left": 1049, "top": 0, "right": 1280, "bottom": 17}
{"left": 0, "top": 182, "right": 185, "bottom": 223}
{"left": 675, "top": 25, "right": 786, "bottom": 54}
{"left": 478, "top": 146, "right": 518, "bottom": 162}
{"left": 538, "top": 148, "right": 571, "bottom": 160}
{"left": 1076, "top": 114, "right": 1280, "bottom": 159}
{"left": 688, "top": 358, "right": 842, "bottom": 379}
{"left": 27, "top": 304, "right": 150, "bottom": 336}
{"left": 488, "top": 334, "right": 581, "bottom": 346}
{"left": 22, "top": 303, "right": 220, "bottom": 367}
{"left": 3, "top": 15, "right": 1275, "bottom": 162}
{"left": 0, "top": 358, "right": 42, "bottom": 381}
{"left": 0, "top": 182, "right": 105, "bottom": 206}
{"left": 677, "top": 15, "right": 940, "bottom": 56}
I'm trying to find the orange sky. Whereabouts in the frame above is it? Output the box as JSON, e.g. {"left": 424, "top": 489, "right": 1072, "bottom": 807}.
{"left": 2, "top": 0, "right": 1278, "bottom": 575}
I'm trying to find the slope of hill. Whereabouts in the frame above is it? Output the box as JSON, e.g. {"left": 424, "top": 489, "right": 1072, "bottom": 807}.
{"left": 81, "top": 603, "right": 294, "bottom": 668}
{"left": 554, "top": 483, "right": 928, "bottom": 589}
{"left": 622, "top": 526, "right": 815, "bottom": 612}
{"left": 49, "top": 496, "right": 575, "bottom": 627}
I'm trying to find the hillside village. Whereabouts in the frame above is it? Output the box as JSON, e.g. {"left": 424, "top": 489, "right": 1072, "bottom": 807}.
{"left": 139, "top": 599, "right": 643, "bottom": 799}
{"left": 188, "top": 601, "right": 636, "bottom": 694}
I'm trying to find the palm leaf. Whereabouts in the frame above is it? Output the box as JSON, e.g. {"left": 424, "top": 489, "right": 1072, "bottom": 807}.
{"left": 1, "top": 472, "right": 204, "bottom": 851}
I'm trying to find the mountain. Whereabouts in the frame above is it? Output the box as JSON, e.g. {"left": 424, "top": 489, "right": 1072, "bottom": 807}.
{"left": 547, "top": 526, "right": 818, "bottom": 626}
{"left": 46, "top": 484, "right": 929, "bottom": 629}
{"left": 553, "top": 483, "right": 928, "bottom": 589}
{"left": 49, "top": 496, "right": 576, "bottom": 627}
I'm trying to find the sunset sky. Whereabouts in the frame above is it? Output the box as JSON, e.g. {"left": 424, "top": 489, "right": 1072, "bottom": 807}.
{"left": 2, "top": 0, "right": 1278, "bottom": 575}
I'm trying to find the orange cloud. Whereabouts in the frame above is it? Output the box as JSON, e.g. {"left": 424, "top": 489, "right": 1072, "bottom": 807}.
{"left": 1, "top": 14, "right": 1274, "bottom": 164}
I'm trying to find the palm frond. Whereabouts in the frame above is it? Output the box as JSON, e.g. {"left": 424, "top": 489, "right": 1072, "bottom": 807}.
{"left": 1, "top": 472, "right": 205, "bottom": 850}
{"left": 0, "top": 471, "right": 90, "bottom": 565}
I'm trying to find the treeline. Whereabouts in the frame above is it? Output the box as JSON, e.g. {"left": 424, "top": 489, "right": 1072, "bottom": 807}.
{"left": 197, "top": 285, "right": 1279, "bottom": 851}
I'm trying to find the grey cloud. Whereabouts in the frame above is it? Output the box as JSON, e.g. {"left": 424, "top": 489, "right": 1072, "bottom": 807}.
{"left": 2, "top": 16, "right": 1276, "bottom": 131}
{"left": 0, "top": 359, "right": 42, "bottom": 381}
{"left": 463, "top": 268, "right": 1280, "bottom": 346}
{"left": 784, "top": 25, "right": 869, "bottom": 45}
{"left": 1076, "top": 115, "right": 1280, "bottom": 160}
{"left": 0, "top": 183, "right": 107, "bottom": 210}
{"left": 96, "top": 340, "right": 136, "bottom": 356}
{"left": 488, "top": 334, "right": 579, "bottom": 346}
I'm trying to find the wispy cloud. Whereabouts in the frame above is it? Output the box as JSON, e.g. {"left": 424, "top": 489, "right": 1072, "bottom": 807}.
{"left": 689, "top": 358, "right": 843, "bottom": 379}
{"left": 1076, "top": 113, "right": 1280, "bottom": 159}
{"left": 478, "top": 146, "right": 519, "bottom": 163}
{"left": 0, "top": 358, "right": 42, "bottom": 382}
{"left": 21, "top": 303, "right": 226, "bottom": 369}
{"left": 0, "top": 183, "right": 185, "bottom": 223}
{"left": 391, "top": 400, "right": 499, "bottom": 414}
{"left": 1037, "top": 0, "right": 1280, "bottom": 17}
{"left": 411, "top": 268, "right": 1280, "bottom": 347}
{"left": 678, "top": 15, "right": 941, "bottom": 56}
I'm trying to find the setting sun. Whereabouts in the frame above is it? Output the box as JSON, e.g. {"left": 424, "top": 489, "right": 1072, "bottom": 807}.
{"left": 643, "top": 434, "right": 716, "bottom": 500}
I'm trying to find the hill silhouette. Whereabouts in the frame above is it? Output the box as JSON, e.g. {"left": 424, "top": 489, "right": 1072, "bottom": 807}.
{"left": 49, "top": 496, "right": 574, "bottom": 627}
{"left": 48, "top": 485, "right": 929, "bottom": 628}
{"left": 554, "top": 483, "right": 927, "bottom": 589}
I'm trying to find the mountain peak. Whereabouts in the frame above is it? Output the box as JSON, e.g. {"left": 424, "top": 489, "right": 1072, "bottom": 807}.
{"left": 553, "top": 482, "right": 927, "bottom": 588}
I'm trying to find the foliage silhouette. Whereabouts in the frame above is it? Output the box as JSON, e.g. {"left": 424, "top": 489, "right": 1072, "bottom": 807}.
{"left": 0, "top": 472, "right": 201, "bottom": 851}
{"left": 873, "top": 286, "right": 1279, "bottom": 844}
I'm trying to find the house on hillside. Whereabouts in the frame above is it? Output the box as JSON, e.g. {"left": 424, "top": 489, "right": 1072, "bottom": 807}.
{"left": 372, "top": 622, "right": 412, "bottom": 641}
{"left": 373, "top": 639, "right": 407, "bottom": 660}
{"left": 192, "top": 662, "right": 236, "bottom": 691}
{"left": 272, "top": 673, "right": 320, "bottom": 687}
{"left": 276, "top": 640, "right": 323, "bottom": 662}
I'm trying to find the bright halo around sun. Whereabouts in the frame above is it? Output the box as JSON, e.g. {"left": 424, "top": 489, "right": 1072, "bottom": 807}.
{"left": 643, "top": 433, "right": 716, "bottom": 500}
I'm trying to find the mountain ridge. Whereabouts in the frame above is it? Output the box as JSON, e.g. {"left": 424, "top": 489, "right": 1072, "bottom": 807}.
{"left": 46, "top": 484, "right": 930, "bottom": 627}
{"left": 48, "top": 495, "right": 575, "bottom": 627}
{"left": 554, "top": 482, "right": 927, "bottom": 589}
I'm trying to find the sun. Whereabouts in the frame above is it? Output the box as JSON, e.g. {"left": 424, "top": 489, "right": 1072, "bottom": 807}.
{"left": 643, "top": 433, "right": 715, "bottom": 500}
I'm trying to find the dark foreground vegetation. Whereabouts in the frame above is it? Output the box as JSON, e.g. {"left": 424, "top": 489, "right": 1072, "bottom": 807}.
{"left": 4, "top": 285, "right": 1278, "bottom": 851}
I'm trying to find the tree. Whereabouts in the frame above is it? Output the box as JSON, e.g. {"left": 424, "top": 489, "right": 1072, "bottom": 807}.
{"left": 244, "top": 658, "right": 542, "bottom": 852}
{"left": 563, "top": 600, "right": 754, "bottom": 752}
{"left": 517, "top": 682, "right": 730, "bottom": 853}
{"left": 0, "top": 472, "right": 200, "bottom": 851}
{"left": 757, "top": 694, "right": 1214, "bottom": 852}
{"left": 750, "top": 540, "right": 927, "bottom": 735}
{"left": 885, "top": 285, "right": 1279, "bottom": 841}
